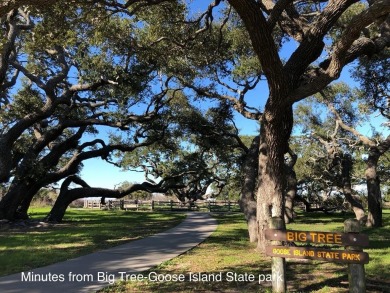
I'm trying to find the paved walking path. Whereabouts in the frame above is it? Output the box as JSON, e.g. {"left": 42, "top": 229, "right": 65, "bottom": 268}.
{"left": 0, "top": 213, "right": 217, "bottom": 293}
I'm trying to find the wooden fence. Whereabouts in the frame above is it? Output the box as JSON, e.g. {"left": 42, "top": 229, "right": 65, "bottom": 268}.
{"left": 83, "top": 199, "right": 241, "bottom": 213}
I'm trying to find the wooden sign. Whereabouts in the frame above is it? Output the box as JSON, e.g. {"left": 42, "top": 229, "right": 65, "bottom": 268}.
{"left": 265, "top": 229, "right": 369, "bottom": 247}
{"left": 266, "top": 245, "right": 369, "bottom": 264}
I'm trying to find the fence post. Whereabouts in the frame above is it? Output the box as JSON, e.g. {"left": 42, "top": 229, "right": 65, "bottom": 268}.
{"left": 151, "top": 200, "right": 154, "bottom": 211}
{"left": 228, "top": 200, "right": 231, "bottom": 212}
{"left": 270, "top": 217, "right": 286, "bottom": 293}
{"left": 170, "top": 200, "right": 173, "bottom": 211}
{"left": 344, "top": 219, "right": 366, "bottom": 293}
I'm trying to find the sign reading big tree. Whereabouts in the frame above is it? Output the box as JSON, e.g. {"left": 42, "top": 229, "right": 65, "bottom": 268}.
{"left": 265, "top": 219, "right": 369, "bottom": 293}
{"left": 265, "top": 229, "right": 369, "bottom": 264}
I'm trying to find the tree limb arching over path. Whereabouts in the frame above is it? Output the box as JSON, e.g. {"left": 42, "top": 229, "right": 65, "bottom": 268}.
{"left": 1, "top": 0, "right": 389, "bottom": 249}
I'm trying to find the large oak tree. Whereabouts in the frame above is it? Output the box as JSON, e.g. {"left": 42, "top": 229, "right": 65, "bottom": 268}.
{"left": 0, "top": 1, "right": 243, "bottom": 220}
{"left": 172, "top": 0, "right": 390, "bottom": 249}
{"left": 1, "top": 1, "right": 389, "bottom": 250}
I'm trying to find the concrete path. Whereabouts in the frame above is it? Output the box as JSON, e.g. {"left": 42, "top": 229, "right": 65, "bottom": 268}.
{"left": 0, "top": 213, "right": 217, "bottom": 293}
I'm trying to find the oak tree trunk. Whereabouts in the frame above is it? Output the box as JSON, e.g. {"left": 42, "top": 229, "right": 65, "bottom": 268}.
{"left": 284, "top": 167, "right": 297, "bottom": 224}
{"left": 45, "top": 176, "right": 168, "bottom": 222}
{"left": 44, "top": 189, "right": 76, "bottom": 222}
{"left": 366, "top": 150, "right": 382, "bottom": 227}
{"left": 16, "top": 183, "right": 42, "bottom": 219}
{"left": 284, "top": 149, "right": 298, "bottom": 223}
{"left": 0, "top": 181, "right": 31, "bottom": 220}
{"left": 341, "top": 154, "right": 366, "bottom": 223}
{"left": 295, "top": 194, "right": 312, "bottom": 212}
{"left": 239, "top": 136, "right": 260, "bottom": 242}
{"left": 0, "top": 141, "right": 13, "bottom": 183}
{"left": 257, "top": 103, "right": 292, "bottom": 252}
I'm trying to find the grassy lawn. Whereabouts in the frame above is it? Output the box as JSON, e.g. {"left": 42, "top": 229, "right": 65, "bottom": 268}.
{"left": 0, "top": 208, "right": 186, "bottom": 277}
{"left": 100, "top": 210, "right": 390, "bottom": 293}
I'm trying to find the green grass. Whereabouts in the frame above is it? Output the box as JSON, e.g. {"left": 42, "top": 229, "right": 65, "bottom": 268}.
{"left": 2, "top": 208, "right": 389, "bottom": 292}
{"left": 101, "top": 213, "right": 269, "bottom": 293}
{"left": 100, "top": 210, "right": 390, "bottom": 293}
{"left": 0, "top": 208, "right": 186, "bottom": 277}
{"left": 285, "top": 210, "right": 390, "bottom": 292}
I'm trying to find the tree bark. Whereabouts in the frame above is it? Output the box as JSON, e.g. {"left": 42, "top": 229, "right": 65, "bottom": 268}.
{"left": 15, "top": 184, "right": 43, "bottom": 219}
{"left": 0, "top": 176, "right": 45, "bottom": 220}
{"left": 284, "top": 162, "right": 297, "bottom": 223}
{"left": 0, "top": 181, "right": 31, "bottom": 220}
{"left": 0, "top": 141, "right": 13, "bottom": 183}
{"left": 239, "top": 135, "right": 259, "bottom": 242}
{"left": 341, "top": 154, "right": 366, "bottom": 223}
{"left": 284, "top": 179, "right": 296, "bottom": 223}
{"left": 256, "top": 103, "right": 292, "bottom": 252}
{"left": 366, "top": 149, "right": 382, "bottom": 227}
{"left": 45, "top": 176, "right": 90, "bottom": 222}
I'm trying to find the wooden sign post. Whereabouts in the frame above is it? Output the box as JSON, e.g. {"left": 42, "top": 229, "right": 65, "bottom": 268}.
{"left": 344, "top": 219, "right": 366, "bottom": 293}
{"left": 265, "top": 219, "right": 369, "bottom": 292}
{"left": 269, "top": 217, "right": 286, "bottom": 293}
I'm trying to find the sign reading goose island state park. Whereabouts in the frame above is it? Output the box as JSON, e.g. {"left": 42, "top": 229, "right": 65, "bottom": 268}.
{"left": 265, "top": 229, "right": 369, "bottom": 246}
{"left": 265, "top": 245, "right": 369, "bottom": 264}
{"left": 265, "top": 229, "right": 369, "bottom": 264}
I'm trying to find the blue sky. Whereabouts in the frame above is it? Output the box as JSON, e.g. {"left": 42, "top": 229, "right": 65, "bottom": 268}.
{"left": 78, "top": 3, "right": 389, "bottom": 189}
{"left": 2, "top": 2, "right": 386, "bottom": 193}
{"left": 80, "top": 73, "right": 388, "bottom": 190}
{"left": 80, "top": 72, "right": 388, "bottom": 191}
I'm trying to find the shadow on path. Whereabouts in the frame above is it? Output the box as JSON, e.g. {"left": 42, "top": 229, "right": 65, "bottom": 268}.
{"left": 0, "top": 213, "right": 217, "bottom": 293}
